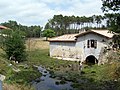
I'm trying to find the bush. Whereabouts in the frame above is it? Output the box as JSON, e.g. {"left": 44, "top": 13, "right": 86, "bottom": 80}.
{"left": 1, "top": 29, "right": 27, "bottom": 62}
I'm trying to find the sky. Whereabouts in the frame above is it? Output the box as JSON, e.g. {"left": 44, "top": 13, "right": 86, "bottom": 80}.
{"left": 0, "top": 0, "right": 103, "bottom": 27}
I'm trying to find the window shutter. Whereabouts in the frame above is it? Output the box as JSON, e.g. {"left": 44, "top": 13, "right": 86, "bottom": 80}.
{"left": 87, "top": 40, "right": 90, "bottom": 48}
{"left": 94, "top": 40, "right": 97, "bottom": 48}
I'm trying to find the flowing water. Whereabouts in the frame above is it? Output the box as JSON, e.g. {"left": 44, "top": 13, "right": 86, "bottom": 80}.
{"left": 32, "top": 66, "right": 73, "bottom": 90}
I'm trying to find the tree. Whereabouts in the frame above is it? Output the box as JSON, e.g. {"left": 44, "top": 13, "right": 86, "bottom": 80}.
{"left": 105, "top": 13, "right": 120, "bottom": 33}
{"left": 101, "top": 0, "right": 120, "bottom": 12}
{"left": 94, "top": 15, "right": 103, "bottom": 28}
{"left": 44, "top": 14, "right": 108, "bottom": 36}
{"left": 0, "top": 29, "right": 27, "bottom": 62}
{"left": 28, "top": 25, "right": 42, "bottom": 37}
{"left": 101, "top": 0, "right": 120, "bottom": 33}
{"left": 43, "top": 29, "right": 55, "bottom": 40}
{"left": 1, "top": 20, "right": 42, "bottom": 38}
{"left": 45, "top": 22, "right": 51, "bottom": 29}
{"left": 1, "top": 20, "right": 18, "bottom": 30}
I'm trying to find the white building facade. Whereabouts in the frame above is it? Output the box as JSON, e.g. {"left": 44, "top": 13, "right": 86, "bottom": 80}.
{"left": 49, "top": 30, "right": 114, "bottom": 63}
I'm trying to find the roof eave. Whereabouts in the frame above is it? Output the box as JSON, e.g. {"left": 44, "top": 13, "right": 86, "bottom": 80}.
{"left": 75, "top": 30, "right": 113, "bottom": 39}
{"left": 49, "top": 40, "right": 76, "bottom": 42}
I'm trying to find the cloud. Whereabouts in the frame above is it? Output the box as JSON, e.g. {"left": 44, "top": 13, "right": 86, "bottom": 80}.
{"left": 0, "top": 0, "right": 103, "bottom": 27}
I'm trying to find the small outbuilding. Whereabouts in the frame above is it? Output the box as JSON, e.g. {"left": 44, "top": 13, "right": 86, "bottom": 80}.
{"left": 49, "top": 30, "right": 114, "bottom": 64}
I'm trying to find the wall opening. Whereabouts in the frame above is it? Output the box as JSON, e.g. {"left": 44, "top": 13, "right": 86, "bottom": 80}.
{"left": 85, "top": 55, "right": 98, "bottom": 65}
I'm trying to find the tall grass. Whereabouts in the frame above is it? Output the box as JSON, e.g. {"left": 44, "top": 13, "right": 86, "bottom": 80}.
{"left": 3, "top": 83, "right": 34, "bottom": 90}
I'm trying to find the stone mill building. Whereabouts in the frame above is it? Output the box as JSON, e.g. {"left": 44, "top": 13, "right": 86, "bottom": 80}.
{"left": 49, "top": 29, "right": 114, "bottom": 64}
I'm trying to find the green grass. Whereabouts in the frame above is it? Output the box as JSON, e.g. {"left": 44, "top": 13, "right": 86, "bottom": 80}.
{"left": 82, "top": 64, "right": 108, "bottom": 81}
{"left": 26, "top": 48, "right": 120, "bottom": 79}
{"left": 0, "top": 49, "right": 41, "bottom": 90}
{"left": 0, "top": 49, "right": 13, "bottom": 76}
{"left": 5, "top": 67, "right": 41, "bottom": 85}
{"left": 25, "top": 49, "right": 74, "bottom": 69}
{"left": 1, "top": 47, "right": 120, "bottom": 90}
{"left": 69, "top": 60, "right": 120, "bottom": 90}
{"left": 0, "top": 48, "right": 74, "bottom": 89}
{"left": 1, "top": 39, "right": 120, "bottom": 90}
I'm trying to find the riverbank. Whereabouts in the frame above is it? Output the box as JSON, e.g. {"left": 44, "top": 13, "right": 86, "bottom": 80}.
{"left": 0, "top": 39, "right": 73, "bottom": 90}
{"left": 25, "top": 48, "right": 120, "bottom": 90}
{"left": 0, "top": 39, "right": 120, "bottom": 90}
{"left": 0, "top": 48, "right": 42, "bottom": 90}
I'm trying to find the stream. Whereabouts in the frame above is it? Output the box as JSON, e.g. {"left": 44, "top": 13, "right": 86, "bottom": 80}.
{"left": 32, "top": 65, "right": 73, "bottom": 90}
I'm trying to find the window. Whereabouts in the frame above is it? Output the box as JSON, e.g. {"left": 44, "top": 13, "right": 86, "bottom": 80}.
{"left": 102, "top": 39, "right": 105, "bottom": 42}
{"left": 91, "top": 40, "right": 95, "bottom": 48}
{"left": 87, "top": 40, "right": 90, "bottom": 48}
{"left": 87, "top": 40, "right": 97, "bottom": 48}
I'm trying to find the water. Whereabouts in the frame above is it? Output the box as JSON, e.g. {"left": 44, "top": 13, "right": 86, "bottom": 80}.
{"left": 32, "top": 66, "right": 73, "bottom": 90}
{"left": 0, "top": 80, "right": 2, "bottom": 90}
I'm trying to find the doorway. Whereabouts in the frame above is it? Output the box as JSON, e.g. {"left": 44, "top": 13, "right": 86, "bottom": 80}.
{"left": 85, "top": 55, "right": 98, "bottom": 65}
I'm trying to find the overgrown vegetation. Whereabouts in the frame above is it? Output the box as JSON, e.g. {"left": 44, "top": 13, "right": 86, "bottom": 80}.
{"left": 5, "top": 66, "right": 41, "bottom": 85}
{"left": 0, "top": 49, "right": 41, "bottom": 90}
{"left": 25, "top": 39, "right": 120, "bottom": 90}
{"left": 0, "top": 49, "right": 12, "bottom": 75}
{"left": 0, "top": 29, "right": 27, "bottom": 62}
{"left": 1, "top": 39, "right": 120, "bottom": 90}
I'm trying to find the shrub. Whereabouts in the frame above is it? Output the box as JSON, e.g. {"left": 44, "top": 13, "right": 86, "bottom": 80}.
{"left": 1, "top": 29, "right": 27, "bottom": 62}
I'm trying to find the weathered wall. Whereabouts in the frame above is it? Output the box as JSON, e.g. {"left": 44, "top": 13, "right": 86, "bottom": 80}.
{"left": 76, "top": 33, "right": 112, "bottom": 62}
{"left": 50, "top": 42, "right": 75, "bottom": 56}
{"left": 49, "top": 33, "right": 112, "bottom": 62}
{"left": 50, "top": 42, "right": 84, "bottom": 61}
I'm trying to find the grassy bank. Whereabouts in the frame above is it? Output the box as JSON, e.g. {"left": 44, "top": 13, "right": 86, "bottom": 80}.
{"left": 25, "top": 39, "right": 120, "bottom": 90}
{"left": 1, "top": 39, "right": 120, "bottom": 90}
{"left": 26, "top": 48, "right": 120, "bottom": 90}
{"left": 0, "top": 39, "right": 72, "bottom": 90}
{"left": 0, "top": 48, "right": 41, "bottom": 90}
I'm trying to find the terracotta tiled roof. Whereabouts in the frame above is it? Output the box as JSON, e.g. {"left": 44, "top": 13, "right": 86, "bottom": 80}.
{"left": 49, "top": 29, "right": 114, "bottom": 42}
{"left": 76, "top": 30, "right": 114, "bottom": 39}
{"left": 0, "top": 25, "right": 8, "bottom": 29}
{"left": 49, "top": 34, "right": 78, "bottom": 42}
{"left": 91, "top": 30, "right": 114, "bottom": 38}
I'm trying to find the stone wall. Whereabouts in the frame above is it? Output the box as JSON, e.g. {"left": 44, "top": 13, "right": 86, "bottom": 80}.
{"left": 51, "top": 46, "right": 84, "bottom": 61}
